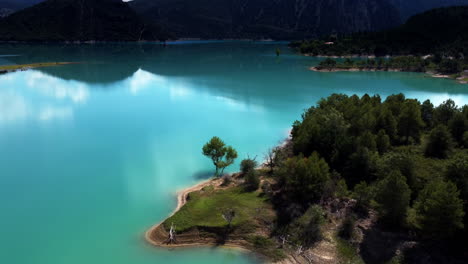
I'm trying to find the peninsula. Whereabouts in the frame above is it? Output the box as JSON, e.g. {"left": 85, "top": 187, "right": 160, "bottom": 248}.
{"left": 145, "top": 94, "right": 468, "bottom": 264}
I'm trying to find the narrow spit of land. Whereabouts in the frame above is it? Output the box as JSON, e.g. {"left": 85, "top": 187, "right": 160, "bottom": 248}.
{"left": 0, "top": 62, "right": 79, "bottom": 74}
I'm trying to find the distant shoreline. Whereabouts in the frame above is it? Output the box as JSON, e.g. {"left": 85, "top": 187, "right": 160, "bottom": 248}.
{"left": 309, "top": 66, "right": 468, "bottom": 84}
{"left": 0, "top": 39, "right": 287, "bottom": 45}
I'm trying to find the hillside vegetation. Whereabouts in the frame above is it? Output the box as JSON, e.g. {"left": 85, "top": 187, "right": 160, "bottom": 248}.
{"left": 0, "top": 0, "right": 170, "bottom": 41}
{"left": 292, "top": 6, "right": 468, "bottom": 57}
{"left": 157, "top": 93, "right": 468, "bottom": 263}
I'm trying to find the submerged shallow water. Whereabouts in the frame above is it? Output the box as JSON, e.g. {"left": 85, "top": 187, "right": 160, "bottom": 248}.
{"left": 0, "top": 42, "right": 467, "bottom": 264}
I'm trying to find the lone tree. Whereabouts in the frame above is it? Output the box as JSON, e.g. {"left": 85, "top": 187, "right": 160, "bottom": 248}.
{"left": 202, "top": 137, "right": 238, "bottom": 177}
{"left": 222, "top": 208, "right": 236, "bottom": 227}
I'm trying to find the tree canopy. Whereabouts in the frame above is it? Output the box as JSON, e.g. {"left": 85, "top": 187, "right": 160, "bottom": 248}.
{"left": 202, "top": 137, "right": 238, "bottom": 177}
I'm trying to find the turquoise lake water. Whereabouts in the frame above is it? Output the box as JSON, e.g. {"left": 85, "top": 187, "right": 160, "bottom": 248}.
{"left": 0, "top": 42, "right": 467, "bottom": 264}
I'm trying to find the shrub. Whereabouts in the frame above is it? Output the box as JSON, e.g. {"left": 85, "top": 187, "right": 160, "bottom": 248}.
{"left": 353, "top": 181, "right": 373, "bottom": 213}
{"left": 240, "top": 158, "right": 257, "bottom": 174}
{"left": 245, "top": 170, "right": 260, "bottom": 191}
{"left": 288, "top": 205, "right": 326, "bottom": 246}
{"left": 339, "top": 214, "right": 357, "bottom": 240}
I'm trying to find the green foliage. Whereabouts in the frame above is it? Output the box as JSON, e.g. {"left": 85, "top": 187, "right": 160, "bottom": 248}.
{"left": 275, "top": 153, "right": 331, "bottom": 203}
{"left": 446, "top": 153, "right": 468, "bottom": 202}
{"left": 378, "top": 152, "right": 418, "bottom": 195}
{"left": 247, "top": 236, "right": 286, "bottom": 261}
{"left": 448, "top": 112, "right": 468, "bottom": 145}
{"left": 438, "top": 59, "right": 462, "bottom": 74}
{"left": 292, "top": 106, "right": 350, "bottom": 166}
{"left": 411, "top": 179, "right": 465, "bottom": 238}
{"left": 292, "top": 6, "right": 468, "bottom": 59}
{"left": 202, "top": 137, "right": 238, "bottom": 177}
{"left": 377, "top": 107, "right": 398, "bottom": 141}
{"left": 339, "top": 214, "right": 357, "bottom": 240}
{"left": 282, "top": 94, "right": 468, "bottom": 252}
{"left": 376, "top": 130, "right": 391, "bottom": 154}
{"left": 336, "top": 236, "right": 365, "bottom": 264}
{"left": 421, "top": 100, "right": 434, "bottom": 129}
{"left": 245, "top": 170, "right": 260, "bottom": 191}
{"left": 375, "top": 170, "right": 411, "bottom": 227}
{"left": 353, "top": 181, "right": 373, "bottom": 212}
{"left": 397, "top": 100, "right": 425, "bottom": 144}
{"left": 240, "top": 158, "right": 257, "bottom": 174}
{"left": 344, "top": 147, "right": 379, "bottom": 186}
{"left": 318, "top": 58, "right": 337, "bottom": 70}
{"left": 434, "top": 99, "right": 458, "bottom": 125}
{"left": 424, "top": 125, "right": 454, "bottom": 159}
{"left": 335, "top": 178, "right": 350, "bottom": 199}
{"left": 287, "top": 205, "right": 326, "bottom": 246}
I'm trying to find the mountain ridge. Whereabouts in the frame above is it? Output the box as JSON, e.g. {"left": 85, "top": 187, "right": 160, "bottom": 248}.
{"left": 0, "top": 0, "right": 170, "bottom": 41}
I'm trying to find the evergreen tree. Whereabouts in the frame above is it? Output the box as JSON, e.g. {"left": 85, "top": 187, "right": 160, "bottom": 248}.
{"left": 448, "top": 112, "right": 468, "bottom": 145}
{"left": 412, "top": 179, "right": 465, "bottom": 238}
{"left": 353, "top": 181, "right": 373, "bottom": 212}
{"left": 420, "top": 99, "right": 434, "bottom": 129}
{"left": 276, "top": 152, "right": 331, "bottom": 203}
{"left": 424, "top": 125, "right": 454, "bottom": 158}
{"left": 375, "top": 170, "right": 411, "bottom": 227}
{"left": 376, "top": 130, "right": 391, "bottom": 154}
{"left": 376, "top": 107, "right": 398, "bottom": 141}
{"left": 434, "top": 99, "right": 457, "bottom": 125}
{"left": 398, "top": 100, "right": 425, "bottom": 144}
{"left": 446, "top": 153, "right": 468, "bottom": 203}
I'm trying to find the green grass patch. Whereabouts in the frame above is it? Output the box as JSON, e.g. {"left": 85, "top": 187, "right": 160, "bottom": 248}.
{"left": 336, "top": 237, "right": 364, "bottom": 264}
{"left": 164, "top": 186, "right": 272, "bottom": 232}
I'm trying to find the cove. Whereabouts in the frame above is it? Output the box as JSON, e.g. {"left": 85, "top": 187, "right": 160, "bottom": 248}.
{"left": 0, "top": 41, "right": 467, "bottom": 264}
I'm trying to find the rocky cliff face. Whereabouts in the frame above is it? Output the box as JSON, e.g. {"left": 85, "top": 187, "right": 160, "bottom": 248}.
{"left": 131, "top": 0, "right": 401, "bottom": 39}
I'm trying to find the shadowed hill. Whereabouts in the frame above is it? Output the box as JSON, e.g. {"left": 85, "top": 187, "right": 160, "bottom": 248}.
{"left": 130, "top": 0, "right": 401, "bottom": 39}
{"left": 0, "top": 0, "right": 170, "bottom": 41}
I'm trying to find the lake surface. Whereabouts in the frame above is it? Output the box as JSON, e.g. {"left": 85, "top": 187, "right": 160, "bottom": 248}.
{"left": 0, "top": 42, "right": 467, "bottom": 264}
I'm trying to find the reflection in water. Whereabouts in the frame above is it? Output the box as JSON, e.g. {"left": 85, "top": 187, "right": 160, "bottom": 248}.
{"left": 0, "top": 90, "right": 29, "bottom": 123}
{"left": 0, "top": 70, "right": 87, "bottom": 123}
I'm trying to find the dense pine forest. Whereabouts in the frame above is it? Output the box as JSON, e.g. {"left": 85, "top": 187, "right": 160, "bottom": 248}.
{"left": 267, "top": 93, "right": 468, "bottom": 263}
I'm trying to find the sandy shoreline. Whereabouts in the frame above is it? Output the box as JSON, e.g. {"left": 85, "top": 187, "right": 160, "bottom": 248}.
{"left": 144, "top": 177, "right": 218, "bottom": 247}
{"left": 144, "top": 175, "right": 298, "bottom": 263}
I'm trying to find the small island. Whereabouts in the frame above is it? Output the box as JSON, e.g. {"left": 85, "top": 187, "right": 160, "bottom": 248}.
{"left": 146, "top": 94, "right": 468, "bottom": 264}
